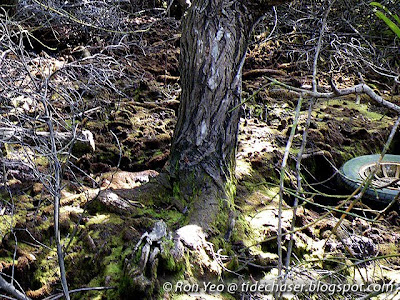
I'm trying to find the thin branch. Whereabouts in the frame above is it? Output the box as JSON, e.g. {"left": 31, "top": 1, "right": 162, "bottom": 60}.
{"left": 0, "top": 275, "right": 30, "bottom": 300}
{"left": 43, "top": 286, "right": 116, "bottom": 300}
{"left": 41, "top": 79, "right": 70, "bottom": 300}
{"left": 278, "top": 94, "right": 303, "bottom": 280}
{"left": 266, "top": 77, "right": 400, "bottom": 114}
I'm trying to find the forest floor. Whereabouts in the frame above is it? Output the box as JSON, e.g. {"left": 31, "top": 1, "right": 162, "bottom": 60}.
{"left": 1, "top": 8, "right": 400, "bottom": 300}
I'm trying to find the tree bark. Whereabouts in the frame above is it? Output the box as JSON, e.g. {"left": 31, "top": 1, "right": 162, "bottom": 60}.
{"left": 169, "top": 0, "right": 290, "bottom": 231}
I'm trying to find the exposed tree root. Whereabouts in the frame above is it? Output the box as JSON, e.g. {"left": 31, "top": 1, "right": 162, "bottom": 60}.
{"left": 125, "top": 220, "right": 222, "bottom": 297}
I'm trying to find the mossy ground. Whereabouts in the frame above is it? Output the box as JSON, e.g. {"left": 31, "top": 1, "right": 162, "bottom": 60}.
{"left": 1, "top": 92, "right": 400, "bottom": 299}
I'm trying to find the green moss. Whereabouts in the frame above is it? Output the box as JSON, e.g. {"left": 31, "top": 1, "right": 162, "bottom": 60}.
{"left": 82, "top": 234, "right": 128, "bottom": 299}
{"left": 131, "top": 87, "right": 142, "bottom": 102}
{"left": 209, "top": 203, "right": 229, "bottom": 238}
{"left": 33, "top": 251, "right": 59, "bottom": 288}
{"left": 71, "top": 141, "right": 93, "bottom": 157}
{"left": 225, "top": 180, "right": 237, "bottom": 205}
{"left": 105, "top": 261, "right": 122, "bottom": 277}
{"left": 152, "top": 149, "right": 164, "bottom": 158}
{"left": 34, "top": 156, "right": 50, "bottom": 168}
{"left": 86, "top": 213, "right": 123, "bottom": 226}
{"left": 225, "top": 254, "right": 239, "bottom": 271}
{"left": 379, "top": 243, "right": 400, "bottom": 265}
{"left": 132, "top": 206, "right": 184, "bottom": 228}
{"left": 133, "top": 246, "right": 143, "bottom": 265}
{"left": 85, "top": 277, "right": 109, "bottom": 300}
{"left": 86, "top": 120, "right": 105, "bottom": 131}
{"left": 230, "top": 214, "right": 253, "bottom": 246}
{"left": 118, "top": 274, "right": 135, "bottom": 299}
{"left": 0, "top": 215, "right": 14, "bottom": 236}
{"left": 340, "top": 143, "right": 377, "bottom": 161}
{"left": 0, "top": 256, "right": 14, "bottom": 264}
{"left": 160, "top": 238, "right": 185, "bottom": 273}
{"left": 260, "top": 185, "right": 280, "bottom": 199}
{"left": 102, "top": 245, "right": 124, "bottom": 281}
{"left": 98, "top": 148, "right": 120, "bottom": 164}
{"left": 322, "top": 98, "right": 390, "bottom": 122}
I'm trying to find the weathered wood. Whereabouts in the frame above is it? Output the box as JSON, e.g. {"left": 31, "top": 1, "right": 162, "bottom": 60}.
{"left": 243, "top": 68, "right": 286, "bottom": 80}
{"left": 0, "top": 128, "right": 95, "bottom": 151}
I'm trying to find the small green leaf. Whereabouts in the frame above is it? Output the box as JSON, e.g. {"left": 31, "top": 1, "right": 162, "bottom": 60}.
{"left": 375, "top": 10, "right": 400, "bottom": 38}
{"left": 393, "top": 13, "right": 400, "bottom": 25}
{"left": 370, "top": 1, "right": 385, "bottom": 9}
{"left": 370, "top": 2, "right": 400, "bottom": 25}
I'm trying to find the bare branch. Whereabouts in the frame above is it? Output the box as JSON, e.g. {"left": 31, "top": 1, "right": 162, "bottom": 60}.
{"left": 0, "top": 275, "right": 30, "bottom": 300}
{"left": 266, "top": 77, "right": 400, "bottom": 114}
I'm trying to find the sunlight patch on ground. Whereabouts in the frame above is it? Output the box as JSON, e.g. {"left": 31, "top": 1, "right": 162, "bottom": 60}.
{"left": 237, "top": 119, "right": 276, "bottom": 159}
{"left": 86, "top": 214, "right": 109, "bottom": 226}
{"left": 250, "top": 208, "right": 293, "bottom": 231}
{"left": 60, "top": 206, "right": 84, "bottom": 214}
{"left": 235, "top": 159, "right": 252, "bottom": 179}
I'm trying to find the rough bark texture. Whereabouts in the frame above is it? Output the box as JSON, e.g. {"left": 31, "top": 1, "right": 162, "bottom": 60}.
{"left": 169, "top": 0, "right": 291, "bottom": 230}
{"left": 169, "top": 0, "right": 250, "bottom": 230}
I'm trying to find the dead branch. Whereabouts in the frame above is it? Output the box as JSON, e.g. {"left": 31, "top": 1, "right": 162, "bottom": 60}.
{"left": 40, "top": 84, "right": 70, "bottom": 299}
{"left": 42, "top": 286, "right": 115, "bottom": 300}
{"left": 242, "top": 68, "right": 286, "bottom": 80}
{"left": 156, "top": 74, "right": 180, "bottom": 83}
{"left": 266, "top": 77, "right": 400, "bottom": 114}
{"left": 0, "top": 274, "right": 31, "bottom": 300}
{"left": 0, "top": 128, "right": 95, "bottom": 151}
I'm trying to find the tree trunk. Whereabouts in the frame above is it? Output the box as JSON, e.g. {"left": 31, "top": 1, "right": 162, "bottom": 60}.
{"left": 169, "top": 0, "right": 252, "bottom": 231}
{"left": 169, "top": 0, "right": 290, "bottom": 231}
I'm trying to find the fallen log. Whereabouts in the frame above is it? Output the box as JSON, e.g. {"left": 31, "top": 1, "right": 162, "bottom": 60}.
{"left": 0, "top": 128, "right": 95, "bottom": 151}
{"left": 243, "top": 68, "right": 286, "bottom": 80}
